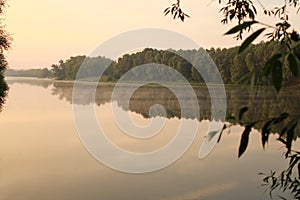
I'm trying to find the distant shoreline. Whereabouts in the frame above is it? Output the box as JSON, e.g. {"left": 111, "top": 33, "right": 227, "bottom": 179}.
{"left": 5, "top": 76, "right": 299, "bottom": 89}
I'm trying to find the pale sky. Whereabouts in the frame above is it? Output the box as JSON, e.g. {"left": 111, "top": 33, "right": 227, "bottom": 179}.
{"left": 4, "top": 0, "right": 300, "bottom": 69}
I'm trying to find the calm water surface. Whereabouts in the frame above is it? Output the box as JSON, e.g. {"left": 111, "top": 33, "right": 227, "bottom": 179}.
{"left": 0, "top": 77, "right": 299, "bottom": 200}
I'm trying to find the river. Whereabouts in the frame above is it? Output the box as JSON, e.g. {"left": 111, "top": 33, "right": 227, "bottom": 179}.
{"left": 0, "top": 77, "right": 298, "bottom": 200}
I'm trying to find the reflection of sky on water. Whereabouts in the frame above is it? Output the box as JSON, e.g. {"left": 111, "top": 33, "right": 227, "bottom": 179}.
{"left": 0, "top": 78, "right": 296, "bottom": 200}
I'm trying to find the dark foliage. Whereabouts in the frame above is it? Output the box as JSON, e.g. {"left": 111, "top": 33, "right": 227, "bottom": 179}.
{"left": 30, "top": 42, "right": 299, "bottom": 87}
{"left": 0, "top": 0, "right": 10, "bottom": 111}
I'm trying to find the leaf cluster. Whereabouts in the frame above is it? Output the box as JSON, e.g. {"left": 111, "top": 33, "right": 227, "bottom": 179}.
{"left": 164, "top": 0, "right": 300, "bottom": 92}
{"left": 225, "top": 21, "right": 299, "bottom": 91}
{"left": 260, "top": 151, "right": 300, "bottom": 199}
{"left": 163, "top": 0, "right": 189, "bottom": 21}
{"left": 222, "top": 106, "right": 300, "bottom": 199}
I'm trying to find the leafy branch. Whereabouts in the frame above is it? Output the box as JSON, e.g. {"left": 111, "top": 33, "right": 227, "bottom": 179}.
{"left": 225, "top": 107, "right": 300, "bottom": 158}
{"left": 164, "top": 0, "right": 190, "bottom": 21}
{"left": 164, "top": 0, "right": 300, "bottom": 91}
{"left": 223, "top": 107, "right": 300, "bottom": 199}
{"left": 259, "top": 151, "right": 300, "bottom": 199}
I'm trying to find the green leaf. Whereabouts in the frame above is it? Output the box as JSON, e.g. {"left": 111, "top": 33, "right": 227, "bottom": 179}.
{"left": 272, "top": 60, "right": 283, "bottom": 92}
{"left": 239, "top": 106, "right": 248, "bottom": 121}
{"left": 263, "top": 54, "right": 282, "bottom": 76}
{"left": 217, "top": 124, "right": 227, "bottom": 143}
{"left": 273, "top": 113, "right": 289, "bottom": 124}
{"left": 287, "top": 53, "right": 298, "bottom": 76}
{"left": 179, "top": 15, "right": 184, "bottom": 21}
{"left": 173, "top": 11, "right": 178, "bottom": 19}
{"left": 277, "top": 137, "right": 287, "bottom": 145}
{"left": 278, "top": 116, "right": 300, "bottom": 156}
{"left": 224, "top": 21, "right": 258, "bottom": 35}
{"left": 248, "top": 9, "right": 255, "bottom": 20}
{"left": 238, "top": 28, "right": 266, "bottom": 53}
{"left": 164, "top": 10, "right": 170, "bottom": 16}
{"left": 263, "top": 114, "right": 289, "bottom": 144}
{"left": 262, "top": 120, "right": 273, "bottom": 148}
{"left": 229, "top": 11, "right": 235, "bottom": 20}
{"left": 184, "top": 13, "right": 190, "bottom": 18}
{"left": 163, "top": 7, "right": 170, "bottom": 13}
{"left": 171, "top": 6, "right": 175, "bottom": 15}
{"left": 252, "top": 5, "right": 257, "bottom": 15}
{"left": 226, "top": 114, "right": 236, "bottom": 120}
{"left": 238, "top": 122, "right": 255, "bottom": 158}
{"left": 286, "top": 124, "right": 296, "bottom": 155}
{"left": 280, "top": 116, "right": 300, "bottom": 155}
{"left": 207, "top": 130, "right": 218, "bottom": 141}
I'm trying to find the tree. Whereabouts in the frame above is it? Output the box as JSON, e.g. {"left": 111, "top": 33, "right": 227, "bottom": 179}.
{"left": 231, "top": 54, "right": 249, "bottom": 83}
{"left": 164, "top": 0, "right": 300, "bottom": 91}
{"left": 0, "top": 0, "right": 11, "bottom": 110}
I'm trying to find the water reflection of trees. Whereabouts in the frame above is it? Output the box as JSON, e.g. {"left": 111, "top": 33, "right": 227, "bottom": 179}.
{"left": 57, "top": 82, "right": 300, "bottom": 136}
{"left": 6, "top": 78, "right": 53, "bottom": 89}
{"left": 7, "top": 78, "right": 300, "bottom": 135}
{"left": 51, "top": 82, "right": 299, "bottom": 116}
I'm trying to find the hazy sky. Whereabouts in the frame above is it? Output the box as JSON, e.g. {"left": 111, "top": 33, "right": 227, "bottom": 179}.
{"left": 4, "top": 0, "right": 300, "bottom": 69}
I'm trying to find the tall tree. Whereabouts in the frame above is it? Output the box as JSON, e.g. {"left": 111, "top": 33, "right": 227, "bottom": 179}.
{"left": 0, "top": 0, "right": 11, "bottom": 110}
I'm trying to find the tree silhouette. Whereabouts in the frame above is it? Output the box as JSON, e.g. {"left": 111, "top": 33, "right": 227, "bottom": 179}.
{"left": 0, "top": 0, "right": 11, "bottom": 111}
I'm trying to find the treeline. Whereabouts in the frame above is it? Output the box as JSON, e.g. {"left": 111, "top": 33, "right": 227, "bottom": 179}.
{"left": 7, "top": 41, "right": 300, "bottom": 85}
{"left": 51, "top": 55, "right": 113, "bottom": 80}
{"left": 51, "top": 41, "right": 298, "bottom": 85}
{"left": 5, "top": 68, "right": 51, "bottom": 78}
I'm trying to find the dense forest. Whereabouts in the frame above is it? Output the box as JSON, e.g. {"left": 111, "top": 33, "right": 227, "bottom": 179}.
{"left": 6, "top": 41, "right": 300, "bottom": 86}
